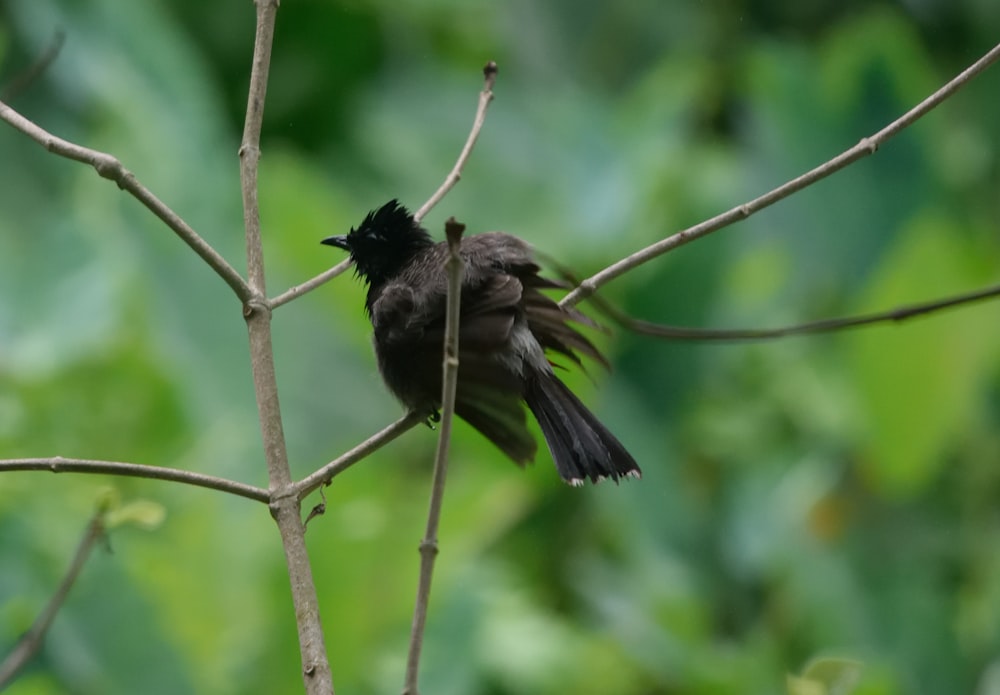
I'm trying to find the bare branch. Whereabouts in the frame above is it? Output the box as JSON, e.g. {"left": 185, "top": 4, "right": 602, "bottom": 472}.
{"left": 0, "top": 457, "right": 268, "bottom": 502}
{"left": 271, "top": 259, "right": 353, "bottom": 309}
{"left": 268, "top": 62, "right": 498, "bottom": 310}
{"left": 0, "top": 29, "right": 66, "bottom": 102}
{"left": 414, "top": 62, "right": 498, "bottom": 224}
{"left": 0, "top": 508, "right": 105, "bottom": 689}
{"left": 237, "top": 1, "right": 334, "bottom": 693}
{"left": 0, "top": 101, "right": 252, "bottom": 303}
{"left": 403, "top": 218, "right": 466, "bottom": 695}
{"left": 240, "top": 15, "right": 271, "bottom": 294}
{"left": 547, "top": 254, "right": 1000, "bottom": 342}
{"left": 588, "top": 280, "right": 1000, "bottom": 341}
{"left": 294, "top": 412, "right": 424, "bottom": 501}
{"left": 560, "top": 40, "right": 1000, "bottom": 309}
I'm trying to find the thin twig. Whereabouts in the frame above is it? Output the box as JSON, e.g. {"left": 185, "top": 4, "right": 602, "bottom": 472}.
{"left": 271, "top": 259, "right": 353, "bottom": 309}
{"left": 0, "top": 101, "right": 252, "bottom": 303}
{"left": 413, "top": 62, "right": 498, "bottom": 223}
{"left": 294, "top": 412, "right": 424, "bottom": 501}
{"left": 267, "top": 61, "right": 498, "bottom": 310}
{"left": 0, "top": 29, "right": 66, "bottom": 102}
{"left": 0, "top": 457, "right": 269, "bottom": 502}
{"left": 237, "top": 1, "right": 334, "bottom": 693}
{"left": 0, "top": 508, "right": 105, "bottom": 689}
{"left": 546, "top": 255, "right": 1000, "bottom": 342}
{"left": 594, "top": 280, "right": 1000, "bottom": 341}
{"left": 402, "top": 218, "right": 466, "bottom": 695}
{"left": 560, "top": 40, "right": 1000, "bottom": 309}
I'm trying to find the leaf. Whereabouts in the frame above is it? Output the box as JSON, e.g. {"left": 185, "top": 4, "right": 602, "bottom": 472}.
{"left": 785, "top": 657, "right": 865, "bottom": 695}
{"left": 105, "top": 500, "right": 167, "bottom": 531}
{"left": 787, "top": 674, "right": 828, "bottom": 695}
{"left": 846, "top": 213, "right": 1000, "bottom": 496}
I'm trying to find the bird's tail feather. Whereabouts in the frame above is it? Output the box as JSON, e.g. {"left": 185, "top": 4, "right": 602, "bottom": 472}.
{"left": 456, "top": 382, "right": 537, "bottom": 465}
{"left": 525, "top": 373, "right": 640, "bottom": 485}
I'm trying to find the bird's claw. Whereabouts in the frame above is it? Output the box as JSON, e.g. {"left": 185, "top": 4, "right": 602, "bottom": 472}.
{"left": 424, "top": 409, "right": 441, "bottom": 429}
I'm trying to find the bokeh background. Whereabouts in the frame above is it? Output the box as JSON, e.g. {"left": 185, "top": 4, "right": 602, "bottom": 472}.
{"left": 2, "top": 1, "right": 1000, "bottom": 693}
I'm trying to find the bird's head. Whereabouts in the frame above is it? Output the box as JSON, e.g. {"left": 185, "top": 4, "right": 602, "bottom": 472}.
{"left": 322, "top": 200, "right": 433, "bottom": 286}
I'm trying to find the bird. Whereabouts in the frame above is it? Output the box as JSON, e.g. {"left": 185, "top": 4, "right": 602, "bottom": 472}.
{"left": 322, "top": 199, "right": 640, "bottom": 485}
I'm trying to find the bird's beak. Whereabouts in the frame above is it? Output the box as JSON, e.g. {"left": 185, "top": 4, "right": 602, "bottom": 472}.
{"left": 321, "top": 235, "right": 350, "bottom": 250}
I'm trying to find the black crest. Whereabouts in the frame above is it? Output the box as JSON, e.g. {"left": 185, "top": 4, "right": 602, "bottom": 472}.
{"left": 322, "top": 200, "right": 433, "bottom": 287}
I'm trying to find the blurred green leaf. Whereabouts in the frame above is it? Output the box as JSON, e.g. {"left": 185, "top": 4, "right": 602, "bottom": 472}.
{"left": 801, "top": 657, "right": 864, "bottom": 695}
{"left": 847, "top": 213, "right": 999, "bottom": 496}
{"left": 105, "top": 500, "right": 166, "bottom": 531}
{"left": 788, "top": 673, "right": 828, "bottom": 695}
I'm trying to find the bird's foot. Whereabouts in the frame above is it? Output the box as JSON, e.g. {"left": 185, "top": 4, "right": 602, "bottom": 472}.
{"left": 424, "top": 409, "right": 441, "bottom": 429}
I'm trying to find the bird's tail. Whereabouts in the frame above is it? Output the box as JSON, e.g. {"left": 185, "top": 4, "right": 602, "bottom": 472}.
{"left": 524, "top": 372, "right": 641, "bottom": 485}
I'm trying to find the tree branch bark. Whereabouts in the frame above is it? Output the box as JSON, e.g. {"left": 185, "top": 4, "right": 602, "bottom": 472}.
{"left": 271, "top": 259, "right": 353, "bottom": 309}
{"left": 402, "top": 218, "right": 466, "bottom": 695}
{"left": 591, "top": 279, "right": 1000, "bottom": 341}
{"left": 0, "top": 457, "right": 269, "bottom": 502}
{"left": 0, "top": 101, "right": 252, "bottom": 302}
{"left": 294, "top": 412, "right": 424, "bottom": 501}
{"left": 237, "top": 1, "right": 334, "bottom": 693}
{"left": 413, "top": 62, "right": 498, "bottom": 224}
{"left": 559, "top": 40, "right": 1000, "bottom": 309}
{"left": 268, "top": 61, "right": 498, "bottom": 310}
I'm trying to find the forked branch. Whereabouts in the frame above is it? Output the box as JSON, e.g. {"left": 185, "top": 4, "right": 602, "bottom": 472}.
{"left": 413, "top": 62, "right": 498, "bottom": 223}
{"left": 268, "top": 61, "right": 499, "bottom": 308}
{"left": 560, "top": 41, "right": 1000, "bottom": 309}
{"left": 237, "top": 1, "right": 334, "bottom": 694}
{"left": 598, "top": 281, "right": 1000, "bottom": 341}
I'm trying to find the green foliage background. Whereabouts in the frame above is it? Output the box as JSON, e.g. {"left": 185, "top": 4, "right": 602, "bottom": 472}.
{"left": 2, "top": 1, "right": 1000, "bottom": 693}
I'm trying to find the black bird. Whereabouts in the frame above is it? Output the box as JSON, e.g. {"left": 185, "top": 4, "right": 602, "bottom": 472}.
{"left": 323, "top": 200, "right": 640, "bottom": 485}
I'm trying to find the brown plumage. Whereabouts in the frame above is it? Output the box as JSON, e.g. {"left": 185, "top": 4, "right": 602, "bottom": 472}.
{"left": 323, "top": 200, "right": 640, "bottom": 485}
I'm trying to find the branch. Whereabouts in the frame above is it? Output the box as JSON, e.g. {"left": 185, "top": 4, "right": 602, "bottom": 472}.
{"left": 0, "top": 508, "right": 105, "bottom": 689}
{"left": 237, "top": 1, "right": 334, "bottom": 693}
{"left": 270, "top": 259, "right": 353, "bottom": 309}
{"left": 402, "top": 218, "right": 466, "bottom": 695}
{"left": 267, "top": 61, "right": 498, "bottom": 310}
{"left": 611, "top": 282, "right": 1000, "bottom": 340}
{"left": 572, "top": 272, "right": 1000, "bottom": 342}
{"left": 0, "top": 29, "right": 66, "bottom": 102}
{"left": 559, "top": 40, "right": 1000, "bottom": 309}
{"left": 413, "top": 61, "right": 498, "bottom": 223}
{"left": 294, "top": 412, "right": 424, "bottom": 501}
{"left": 0, "top": 457, "right": 269, "bottom": 502}
{"left": 0, "top": 102, "right": 252, "bottom": 303}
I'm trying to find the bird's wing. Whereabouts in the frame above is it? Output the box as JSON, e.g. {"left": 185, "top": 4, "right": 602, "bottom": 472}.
{"left": 411, "top": 271, "right": 537, "bottom": 462}
{"left": 455, "top": 273, "right": 523, "bottom": 348}
{"left": 400, "top": 271, "right": 522, "bottom": 349}
{"left": 369, "top": 282, "right": 421, "bottom": 348}
{"left": 520, "top": 285, "right": 608, "bottom": 369}
{"left": 465, "top": 232, "right": 608, "bottom": 368}
{"left": 453, "top": 310, "right": 539, "bottom": 465}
